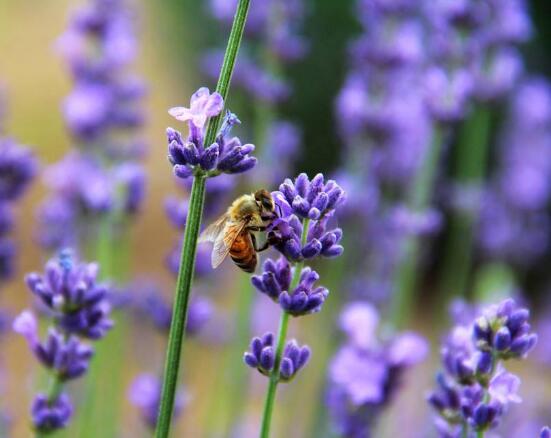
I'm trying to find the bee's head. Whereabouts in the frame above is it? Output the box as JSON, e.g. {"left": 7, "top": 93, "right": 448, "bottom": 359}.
{"left": 254, "top": 189, "right": 275, "bottom": 213}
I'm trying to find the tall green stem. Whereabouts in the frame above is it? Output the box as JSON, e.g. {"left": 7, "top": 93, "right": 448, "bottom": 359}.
{"left": 439, "top": 106, "right": 492, "bottom": 303}
{"left": 389, "top": 125, "right": 444, "bottom": 329}
{"left": 260, "top": 219, "right": 309, "bottom": 438}
{"left": 155, "top": 1, "right": 251, "bottom": 437}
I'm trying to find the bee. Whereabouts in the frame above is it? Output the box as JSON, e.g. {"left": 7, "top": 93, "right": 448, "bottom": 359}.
{"left": 199, "top": 189, "right": 277, "bottom": 273}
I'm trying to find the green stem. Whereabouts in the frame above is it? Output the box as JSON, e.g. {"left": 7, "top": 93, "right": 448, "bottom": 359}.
{"left": 461, "top": 422, "right": 469, "bottom": 438}
{"left": 155, "top": 3, "right": 251, "bottom": 436}
{"left": 389, "top": 125, "right": 444, "bottom": 329}
{"left": 439, "top": 105, "right": 492, "bottom": 303}
{"left": 259, "top": 219, "right": 309, "bottom": 438}
{"left": 477, "top": 431, "right": 485, "bottom": 438}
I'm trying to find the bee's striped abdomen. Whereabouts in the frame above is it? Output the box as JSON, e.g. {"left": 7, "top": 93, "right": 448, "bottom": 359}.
{"left": 230, "top": 232, "right": 257, "bottom": 273}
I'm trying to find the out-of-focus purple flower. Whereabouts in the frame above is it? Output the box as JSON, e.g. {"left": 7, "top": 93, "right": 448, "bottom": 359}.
{"left": 429, "top": 298, "right": 537, "bottom": 436}
{"left": 167, "top": 101, "right": 257, "bottom": 178}
{"left": 244, "top": 332, "right": 310, "bottom": 381}
{"left": 25, "top": 250, "right": 113, "bottom": 339}
{"left": 14, "top": 311, "right": 93, "bottom": 380}
{"left": 128, "top": 373, "right": 187, "bottom": 429}
{"left": 31, "top": 393, "right": 73, "bottom": 433}
{"left": 327, "top": 302, "right": 428, "bottom": 437}
{"left": 251, "top": 257, "right": 328, "bottom": 316}
{"left": 542, "top": 427, "right": 551, "bottom": 438}
{"left": 478, "top": 77, "right": 551, "bottom": 265}
{"left": 0, "top": 138, "right": 38, "bottom": 201}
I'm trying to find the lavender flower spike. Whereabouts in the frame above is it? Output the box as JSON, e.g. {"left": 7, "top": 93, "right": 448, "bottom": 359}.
{"left": 31, "top": 393, "right": 73, "bottom": 433}
{"left": 244, "top": 333, "right": 310, "bottom": 381}
{"left": 429, "top": 299, "right": 537, "bottom": 436}
{"left": 251, "top": 256, "right": 329, "bottom": 316}
{"left": 26, "top": 250, "right": 113, "bottom": 339}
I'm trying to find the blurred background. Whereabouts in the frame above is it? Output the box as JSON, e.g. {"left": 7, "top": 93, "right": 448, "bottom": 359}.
{"left": 1, "top": 0, "right": 551, "bottom": 437}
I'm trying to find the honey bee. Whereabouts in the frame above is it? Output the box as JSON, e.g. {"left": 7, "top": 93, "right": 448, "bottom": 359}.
{"left": 199, "top": 189, "right": 277, "bottom": 273}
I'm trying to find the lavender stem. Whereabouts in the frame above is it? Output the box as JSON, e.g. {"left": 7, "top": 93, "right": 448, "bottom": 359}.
{"left": 154, "top": 1, "right": 251, "bottom": 436}
{"left": 439, "top": 106, "right": 492, "bottom": 302}
{"left": 390, "top": 125, "right": 444, "bottom": 329}
{"left": 260, "top": 219, "right": 310, "bottom": 438}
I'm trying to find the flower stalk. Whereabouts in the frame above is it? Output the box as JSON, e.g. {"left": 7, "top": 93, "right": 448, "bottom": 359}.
{"left": 260, "top": 219, "right": 309, "bottom": 438}
{"left": 439, "top": 106, "right": 492, "bottom": 302}
{"left": 390, "top": 125, "right": 444, "bottom": 329}
{"left": 154, "top": 1, "right": 251, "bottom": 436}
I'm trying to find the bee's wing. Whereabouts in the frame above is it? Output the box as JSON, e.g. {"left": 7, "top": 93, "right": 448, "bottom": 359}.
{"left": 199, "top": 214, "right": 229, "bottom": 243}
{"left": 211, "top": 219, "right": 249, "bottom": 269}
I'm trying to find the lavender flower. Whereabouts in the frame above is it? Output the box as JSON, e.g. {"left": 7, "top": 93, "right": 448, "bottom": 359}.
{"left": 128, "top": 373, "right": 187, "bottom": 429}
{"left": 327, "top": 302, "right": 428, "bottom": 437}
{"left": 478, "top": 77, "right": 551, "bottom": 265}
{"left": 40, "top": 0, "right": 146, "bottom": 251}
{"left": 542, "top": 427, "right": 551, "bottom": 438}
{"left": 251, "top": 257, "right": 328, "bottom": 316}
{"left": 14, "top": 312, "right": 93, "bottom": 381}
{"left": 0, "top": 138, "right": 37, "bottom": 201}
{"left": 167, "top": 93, "right": 257, "bottom": 178}
{"left": 270, "top": 173, "right": 345, "bottom": 262}
{"left": 428, "top": 299, "right": 537, "bottom": 436}
{"left": 243, "top": 333, "right": 310, "bottom": 382}
{"left": 31, "top": 393, "right": 73, "bottom": 433}
{"left": 25, "top": 250, "right": 113, "bottom": 339}
{"left": 14, "top": 250, "right": 112, "bottom": 433}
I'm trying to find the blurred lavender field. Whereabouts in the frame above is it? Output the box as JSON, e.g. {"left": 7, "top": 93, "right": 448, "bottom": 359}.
{"left": 1, "top": 0, "right": 551, "bottom": 437}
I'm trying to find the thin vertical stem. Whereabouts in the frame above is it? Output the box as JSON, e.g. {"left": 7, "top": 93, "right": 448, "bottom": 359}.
{"left": 260, "top": 219, "right": 309, "bottom": 438}
{"left": 439, "top": 106, "right": 492, "bottom": 303}
{"left": 155, "top": 1, "right": 251, "bottom": 436}
{"left": 389, "top": 125, "right": 444, "bottom": 329}
{"left": 477, "top": 431, "right": 485, "bottom": 438}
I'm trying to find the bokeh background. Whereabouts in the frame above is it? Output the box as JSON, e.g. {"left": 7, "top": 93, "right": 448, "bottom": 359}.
{"left": 1, "top": 0, "right": 551, "bottom": 437}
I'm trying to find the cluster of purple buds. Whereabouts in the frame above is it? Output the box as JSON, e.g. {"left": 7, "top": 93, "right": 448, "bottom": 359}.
{"left": 14, "top": 311, "right": 94, "bottom": 381}
{"left": 56, "top": 0, "right": 146, "bottom": 142}
{"left": 244, "top": 333, "right": 310, "bottom": 382}
{"left": 128, "top": 373, "right": 187, "bottom": 429}
{"left": 270, "top": 173, "right": 345, "bottom": 262}
{"left": 25, "top": 250, "right": 113, "bottom": 338}
{"left": 326, "top": 302, "right": 428, "bottom": 437}
{"left": 428, "top": 299, "right": 537, "bottom": 436}
{"left": 167, "top": 88, "right": 257, "bottom": 178}
{"left": 31, "top": 394, "right": 73, "bottom": 433}
{"left": 0, "top": 137, "right": 37, "bottom": 282}
{"left": 13, "top": 250, "right": 112, "bottom": 433}
{"left": 251, "top": 257, "right": 328, "bottom": 316}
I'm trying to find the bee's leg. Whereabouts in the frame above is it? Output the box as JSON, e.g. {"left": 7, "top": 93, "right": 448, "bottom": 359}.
{"left": 251, "top": 234, "right": 271, "bottom": 252}
{"left": 248, "top": 226, "right": 267, "bottom": 232}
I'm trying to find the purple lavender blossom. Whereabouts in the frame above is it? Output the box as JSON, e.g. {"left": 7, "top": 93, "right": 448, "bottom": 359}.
{"left": 15, "top": 250, "right": 112, "bottom": 433}
{"left": 327, "top": 302, "right": 428, "bottom": 437}
{"left": 128, "top": 373, "right": 187, "bottom": 429}
{"left": 25, "top": 250, "right": 113, "bottom": 339}
{"left": 31, "top": 393, "right": 73, "bottom": 433}
{"left": 251, "top": 257, "right": 328, "bottom": 316}
{"left": 428, "top": 299, "right": 537, "bottom": 436}
{"left": 0, "top": 138, "right": 38, "bottom": 201}
{"left": 13, "top": 311, "right": 94, "bottom": 380}
{"left": 243, "top": 332, "right": 310, "bottom": 381}
{"left": 270, "top": 173, "right": 345, "bottom": 262}
{"left": 167, "top": 95, "right": 257, "bottom": 178}
{"left": 542, "top": 427, "right": 551, "bottom": 438}
{"left": 478, "top": 77, "right": 551, "bottom": 265}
